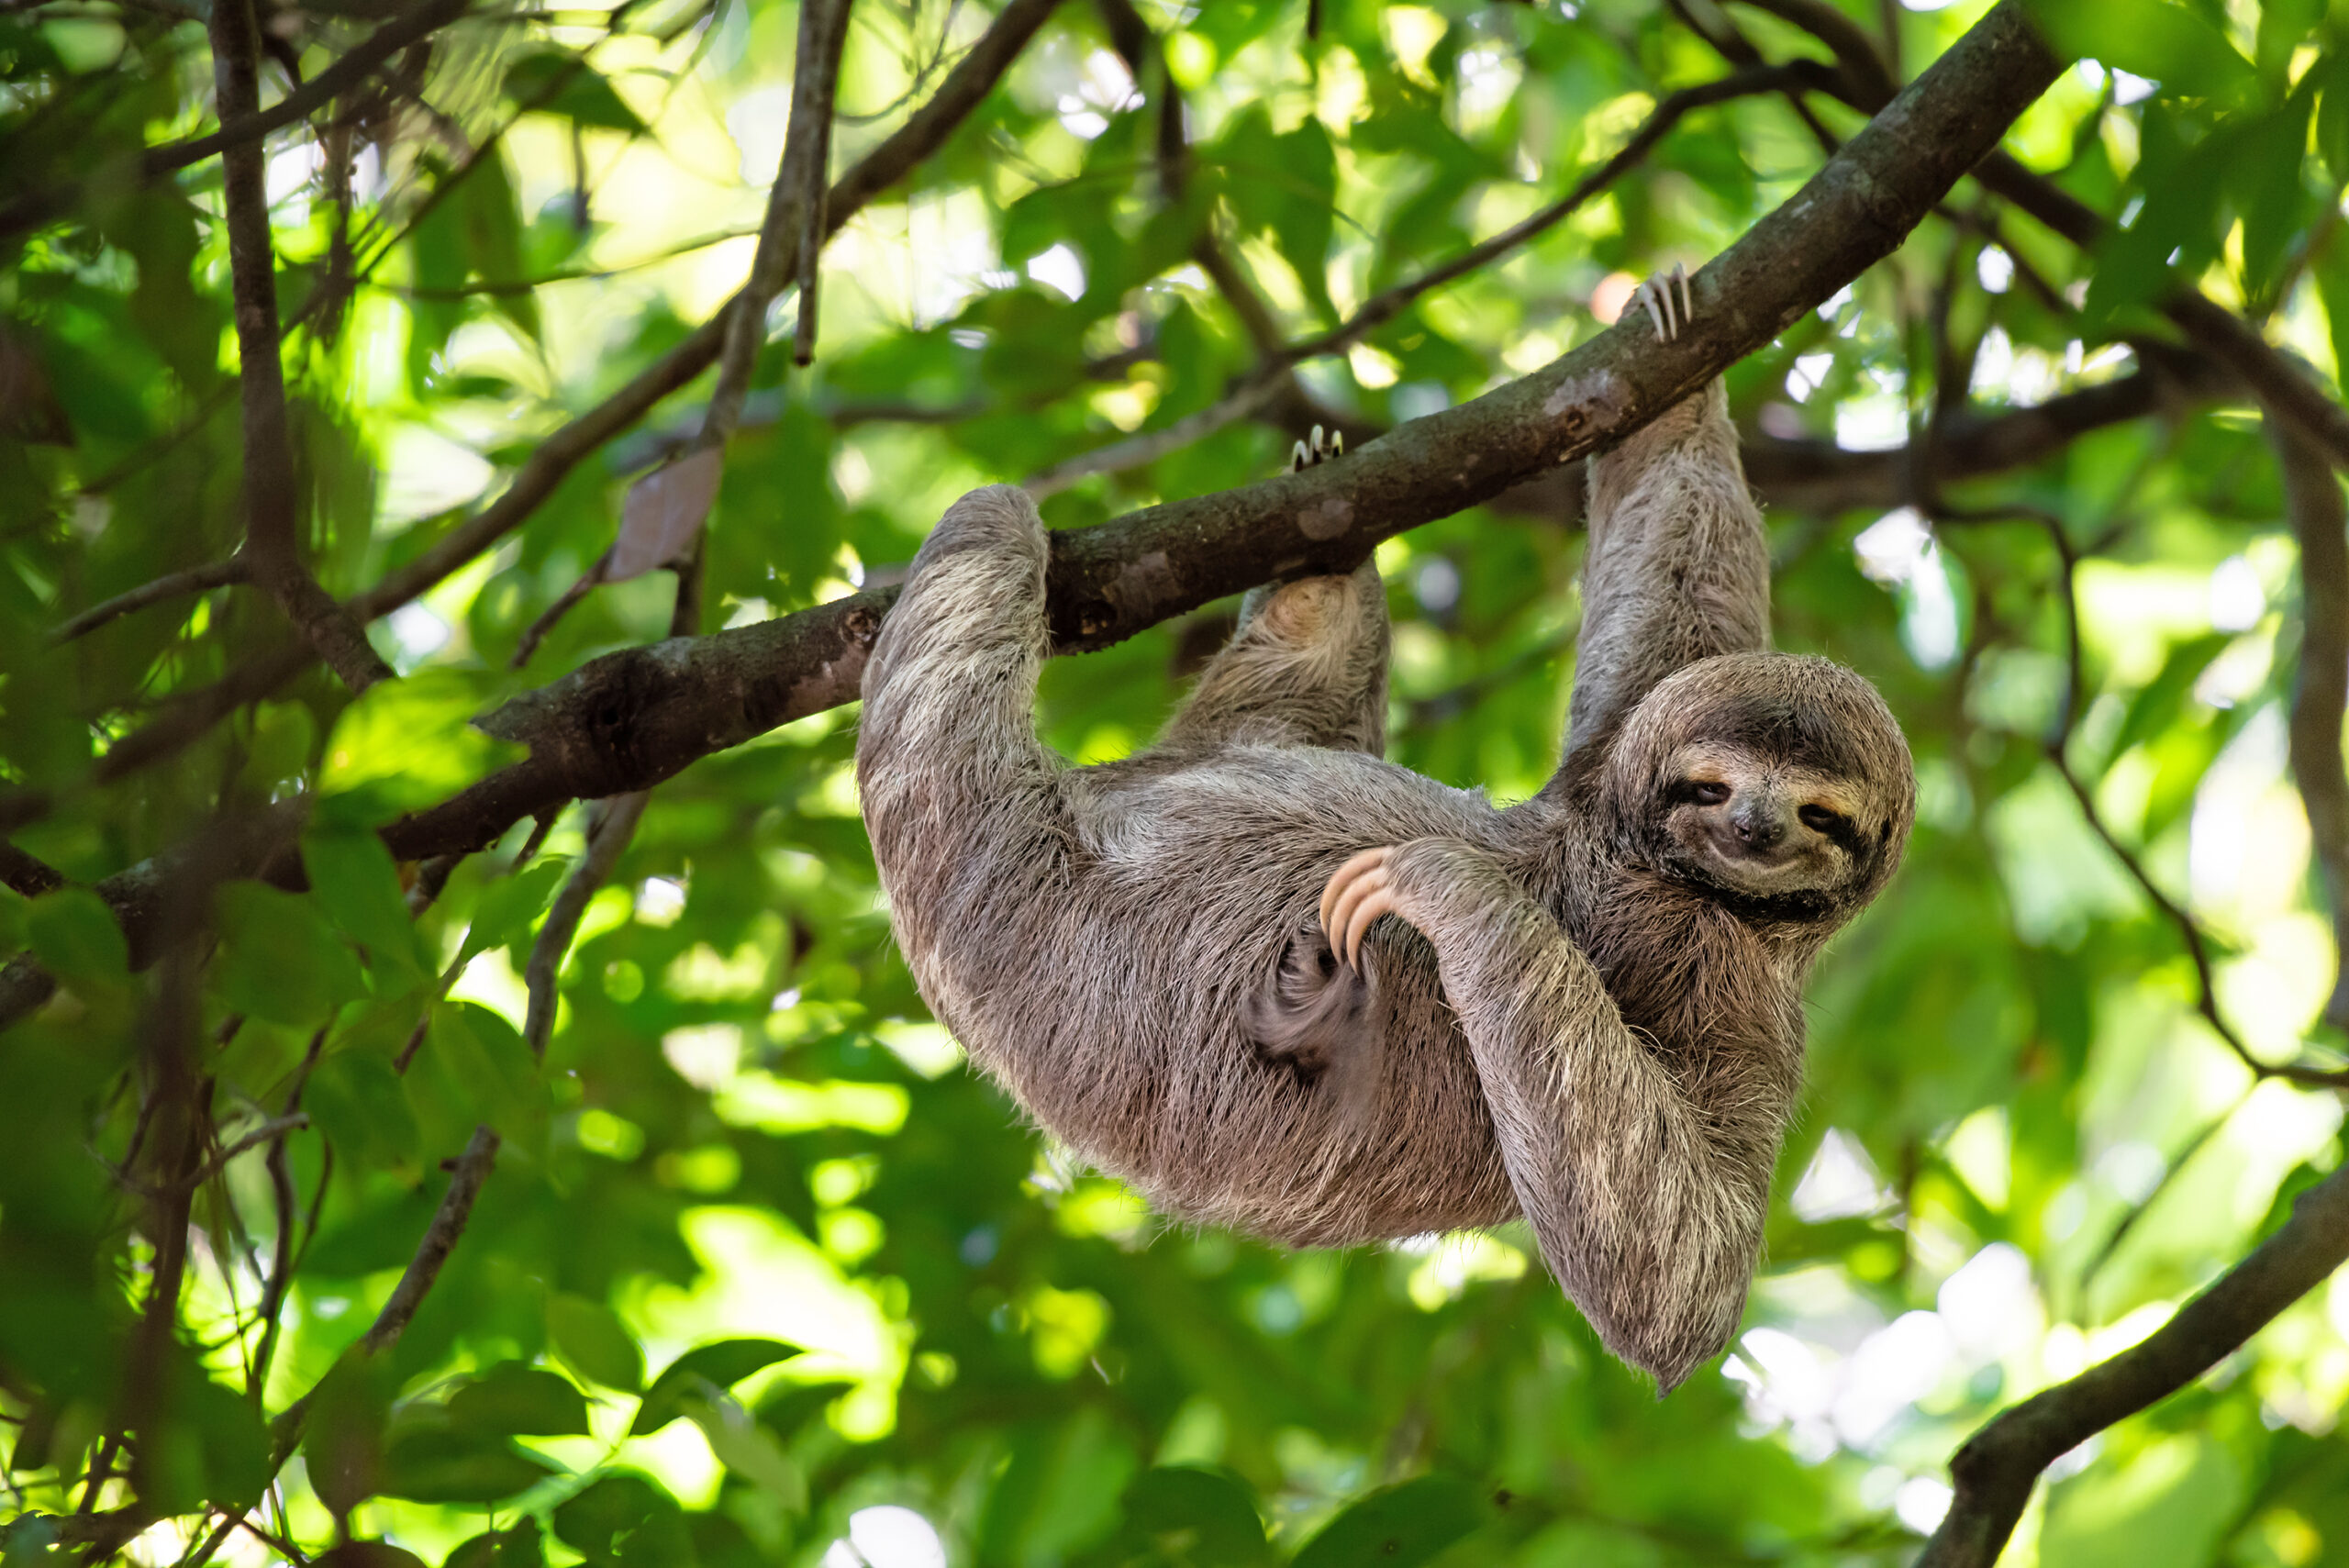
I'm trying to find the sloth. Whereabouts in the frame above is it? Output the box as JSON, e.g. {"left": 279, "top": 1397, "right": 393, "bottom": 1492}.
{"left": 856, "top": 273, "right": 1915, "bottom": 1389}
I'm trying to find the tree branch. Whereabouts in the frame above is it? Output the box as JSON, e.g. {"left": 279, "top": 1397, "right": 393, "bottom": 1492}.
{"left": 375, "top": 0, "right": 2064, "bottom": 863}
{"left": 1920, "top": 1159, "right": 2349, "bottom": 1566}
{"left": 361, "top": 1124, "right": 498, "bottom": 1354}
{"left": 785, "top": 0, "right": 852, "bottom": 365}
{"left": 49, "top": 557, "right": 250, "bottom": 644}
{"left": 207, "top": 0, "right": 395, "bottom": 693}
{"left": 2277, "top": 417, "right": 2349, "bottom": 1030}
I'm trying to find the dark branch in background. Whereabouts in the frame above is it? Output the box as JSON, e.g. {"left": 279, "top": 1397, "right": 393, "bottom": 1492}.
{"left": 207, "top": 0, "right": 395, "bottom": 693}
{"left": 523, "top": 792, "right": 647, "bottom": 1054}
{"left": 0, "top": 840, "right": 65, "bottom": 898}
{"left": 362, "top": 1124, "right": 497, "bottom": 1352}
{"left": 2277, "top": 417, "right": 2349, "bottom": 1030}
{"left": 159, "top": 0, "right": 464, "bottom": 175}
{"left": 1969, "top": 156, "right": 2349, "bottom": 474}
{"left": 373, "top": 0, "right": 2064, "bottom": 865}
{"left": 786, "top": 0, "right": 852, "bottom": 364}
{"left": 49, "top": 557, "right": 250, "bottom": 645}
{"left": 1920, "top": 1160, "right": 2349, "bottom": 1567}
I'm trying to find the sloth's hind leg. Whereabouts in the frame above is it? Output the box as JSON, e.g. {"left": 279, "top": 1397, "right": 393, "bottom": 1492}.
{"left": 1157, "top": 558, "right": 1391, "bottom": 755}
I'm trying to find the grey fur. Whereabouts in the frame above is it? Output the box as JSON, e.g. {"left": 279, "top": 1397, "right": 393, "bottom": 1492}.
{"left": 856, "top": 379, "right": 1914, "bottom": 1391}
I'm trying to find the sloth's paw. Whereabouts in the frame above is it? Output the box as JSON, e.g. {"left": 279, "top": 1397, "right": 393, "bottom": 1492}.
{"left": 1287, "top": 423, "right": 1346, "bottom": 473}
{"left": 1629, "top": 263, "right": 1695, "bottom": 343}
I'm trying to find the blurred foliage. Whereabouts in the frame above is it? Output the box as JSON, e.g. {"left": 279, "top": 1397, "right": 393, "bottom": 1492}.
{"left": 5, "top": 0, "right": 2349, "bottom": 1563}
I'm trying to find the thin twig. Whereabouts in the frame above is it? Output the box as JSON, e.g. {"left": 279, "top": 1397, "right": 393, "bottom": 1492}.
{"left": 2276, "top": 417, "right": 2349, "bottom": 1029}
{"left": 1023, "top": 373, "right": 1289, "bottom": 497}
{"left": 1921, "top": 1159, "right": 2349, "bottom": 1566}
{"left": 522, "top": 793, "right": 650, "bottom": 1056}
{"left": 2076, "top": 1088, "right": 2249, "bottom": 1303}
{"left": 2047, "top": 757, "right": 2349, "bottom": 1087}
{"left": 787, "top": 0, "right": 852, "bottom": 364}
{"left": 50, "top": 557, "right": 250, "bottom": 644}
{"left": 170, "top": 1114, "right": 309, "bottom": 1195}
{"left": 361, "top": 1124, "right": 498, "bottom": 1353}
{"left": 206, "top": 0, "right": 393, "bottom": 693}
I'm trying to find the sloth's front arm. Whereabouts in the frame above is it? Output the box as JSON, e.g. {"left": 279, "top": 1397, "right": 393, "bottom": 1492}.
{"left": 1324, "top": 839, "right": 1767, "bottom": 1390}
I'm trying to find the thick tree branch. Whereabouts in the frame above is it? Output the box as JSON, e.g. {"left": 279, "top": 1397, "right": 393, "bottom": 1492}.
{"left": 1920, "top": 1160, "right": 2349, "bottom": 1567}
{"left": 2277, "top": 418, "right": 2349, "bottom": 1031}
{"left": 0, "top": 840, "right": 66, "bottom": 898}
{"left": 208, "top": 0, "right": 394, "bottom": 693}
{"left": 376, "top": 0, "right": 2064, "bottom": 863}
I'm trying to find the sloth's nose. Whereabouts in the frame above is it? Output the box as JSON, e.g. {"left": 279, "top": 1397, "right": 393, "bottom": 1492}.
{"left": 1733, "top": 807, "right": 1784, "bottom": 850}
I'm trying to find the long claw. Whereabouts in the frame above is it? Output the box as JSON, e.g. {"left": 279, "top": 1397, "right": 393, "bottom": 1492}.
{"left": 1638, "top": 279, "right": 1667, "bottom": 342}
{"left": 1319, "top": 846, "right": 1394, "bottom": 966}
{"left": 1341, "top": 883, "right": 1397, "bottom": 969}
{"left": 1290, "top": 438, "right": 1311, "bottom": 473}
{"left": 1673, "top": 261, "right": 1692, "bottom": 326}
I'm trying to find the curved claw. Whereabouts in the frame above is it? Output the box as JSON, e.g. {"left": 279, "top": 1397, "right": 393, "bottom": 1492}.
{"left": 1319, "top": 846, "right": 1397, "bottom": 970}
{"left": 1287, "top": 424, "right": 1346, "bottom": 473}
{"left": 1631, "top": 263, "right": 1695, "bottom": 343}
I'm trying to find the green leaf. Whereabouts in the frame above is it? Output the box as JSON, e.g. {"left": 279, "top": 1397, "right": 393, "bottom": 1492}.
{"left": 2031, "top": 0, "right": 2256, "bottom": 101}
{"left": 548, "top": 1293, "right": 645, "bottom": 1393}
{"left": 504, "top": 49, "right": 650, "bottom": 135}
{"left": 448, "top": 1362, "right": 591, "bottom": 1437}
{"left": 305, "top": 827, "right": 429, "bottom": 978}
{"left": 1100, "top": 1467, "right": 1273, "bottom": 1567}
{"left": 212, "top": 883, "right": 366, "bottom": 1029}
{"left": 631, "top": 1338, "right": 800, "bottom": 1435}
{"left": 23, "top": 887, "right": 127, "bottom": 992}
{"left": 462, "top": 857, "right": 572, "bottom": 964}
{"left": 552, "top": 1473, "right": 696, "bottom": 1566}
{"left": 445, "top": 1521, "right": 546, "bottom": 1568}
{"left": 323, "top": 671, "right": 524, "bottom": 812}
{"left": 305, "top": 1048, "right": 422, "bottom": 1173}
{"left": 1290, "top": 1476, "right": 1488, "bottom": 1568}
{"left": 380, "top": 1427, "right": 557, "bottom": 1504}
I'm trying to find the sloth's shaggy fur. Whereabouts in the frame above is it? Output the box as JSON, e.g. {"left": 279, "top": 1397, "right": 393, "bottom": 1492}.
{"left": 856, "top": 381, "right": 1915, "bottom": 1389}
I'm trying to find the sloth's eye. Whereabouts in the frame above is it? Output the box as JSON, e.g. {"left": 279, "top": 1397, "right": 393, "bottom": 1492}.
{"left": 1798, "top": 804, "right": 1846, "bottom": 834}
{"left": 1684, "top": 780, "right": 1731, "bottom": 806}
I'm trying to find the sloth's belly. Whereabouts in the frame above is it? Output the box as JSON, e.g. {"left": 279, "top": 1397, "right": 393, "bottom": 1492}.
{"left": 927, "top": 744, "right": 1528, "bottom": 1246}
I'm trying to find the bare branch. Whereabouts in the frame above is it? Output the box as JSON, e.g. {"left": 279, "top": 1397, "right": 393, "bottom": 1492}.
{"left": 522, "top": 793, "right": 648, "bottom": 1055}
{"left": 49, "top": 556, "right": 249, "bottom": 644}
{"left": 2048, "top": 753, "right": 2349, "bottom": 1086}
{"left": 1025, "top": 373, "right": 1289, "bottom": 498}
{"left": 2277, "top": 417, "right": 2349, "bottom": 1030}
{"left": 1921, "top": 1160, "right": 2349, "bottom": 1567}
{"left": 169, "top": 1114, "right": 311, "bottom": 1195}
{"left": 0, "top": 840, "right": 65, "bottom": 898}
{"left": 207, "top": 0, "right": 394, "bottom": 693}
{"left": 360, "top": 1124, "right": 498, "bottom": 1353}
{"left": 373, "top": 1, "right": 2065, "bottom": 864}
{"left": 785, "top": 0, "right": 852, "bottom": 365}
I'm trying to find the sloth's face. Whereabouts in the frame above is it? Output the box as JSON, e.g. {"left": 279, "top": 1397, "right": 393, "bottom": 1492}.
{"left": 1654, "top": 741, "right": 1868, "bottom": 898}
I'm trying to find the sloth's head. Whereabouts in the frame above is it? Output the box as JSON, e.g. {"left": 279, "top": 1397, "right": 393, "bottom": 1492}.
{"left": 1608, "top": 653, "right": 1915, "bottom": 923}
